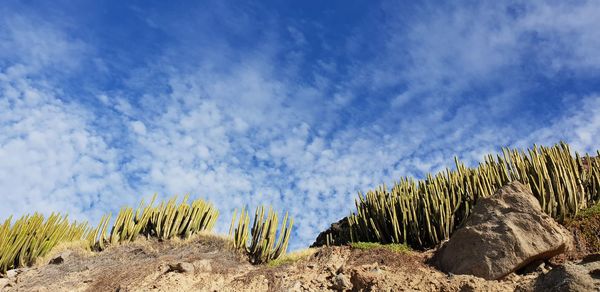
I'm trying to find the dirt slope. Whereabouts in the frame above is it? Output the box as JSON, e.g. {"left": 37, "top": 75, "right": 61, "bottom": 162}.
{"left": 0, "top": 234, "right": 539, "bottom": 292}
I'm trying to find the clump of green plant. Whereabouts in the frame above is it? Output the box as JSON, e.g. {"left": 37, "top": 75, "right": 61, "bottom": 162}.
{"left": 0, "top": 195, "right": 219, "bottom": 274}
{"left": 577, "top": 202, "right": 600, "bottom": 218}
{"left": 266, "top": 248, "right": 317, "bottom": 267}
{"left": 0, "top": 213, "right": 90, "bottom": 274}
{"left": 348, "top": 142, "right": 600, "bottom": 249}
{"left": 97, "top": 195, "right": 219, "bottom": 250}
{"left": 350, "top": 242, "right": 411, "bottom": 253}
{"left": 566, "top": 202, "right": 600, "bottom": 255}
{"left": 229, "top": 206, "right": 294, "bottom": 264}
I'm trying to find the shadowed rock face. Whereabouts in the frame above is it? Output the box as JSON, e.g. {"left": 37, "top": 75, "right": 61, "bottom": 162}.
{"left": 311, "top": 217, "right": 352, "bottom": 248}
{"left": 434, "top": 181, "right": 573, "bottom": 280}
{"left": 533, "top": 262, "right": 595, "bottom": 292}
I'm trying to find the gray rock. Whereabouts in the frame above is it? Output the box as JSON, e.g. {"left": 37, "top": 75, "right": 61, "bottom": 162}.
{"left": 332, "top": 273, "right": 352, "bottom": 291}
{"left": 435, "top": 182, "right": 572, "bottom": 280}
{"left": 49, "top": 255, "right": 65, "bottom": 265}
{"left": 5, "top": 269, "right": 19, "bottom": 278}
{"left": 311, "top": 217, "right": 351, "bottom": 247}
{"left": 192, "top": 259, "right": 212, "bottom": 272}
{"left": 49, "top": 250, "right": 73, "bottom": 265}
{"left": 534, "top": 262, "right": 595, "bottom": 292}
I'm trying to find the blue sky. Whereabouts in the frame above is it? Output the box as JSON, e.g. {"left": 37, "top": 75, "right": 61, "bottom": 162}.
{"left": 1, "top": 0, "right": 600, "bottom": 250}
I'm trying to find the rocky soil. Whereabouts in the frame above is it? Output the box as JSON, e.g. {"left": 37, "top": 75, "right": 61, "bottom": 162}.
{"left": 1, "top": 231, "right": 599, "bottom": 291}
{"left": 1, "top": 234, "right": 544, "bottom": 292}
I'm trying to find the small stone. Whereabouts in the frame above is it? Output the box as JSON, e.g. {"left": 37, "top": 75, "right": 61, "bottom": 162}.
{"left": 49, "top": 251, "right": 72, "bottom": 265}
{"left": 158, "top": 264, "right": 170, "bottom": 273}
{"left": 168, "top": 262, "right": 195, "bottom": 274}
{"left": 49, "top": 255, "right": 64, "bottom": 265}
{"left": 192, "top": 259, "right": 212, "bottom": 272}
{"left": 6, "top": 269, "right": 19, "bottom": 278}
{"left": 332, "top": 273, "right": 352, "bottom": 291}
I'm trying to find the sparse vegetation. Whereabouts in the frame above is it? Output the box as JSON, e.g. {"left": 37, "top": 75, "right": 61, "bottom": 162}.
{"left": 93, "top": 195, "right": 219, "bottom": 250}
{"left": 267, "top": 248, "right": 317, "bottom": 267}
{"left": 229, "top": 206, "right": 294, "bottom": 264}
{"left": 348, "top": 142, "right": 600, "bottom": 249}
{"left": 0, "top": 213, "right": 90, "bottom": 274}
{"left": 566, "top": 202, "right": 600, "bottom": 255}
{"left": 577, "top": 202, "right": 600, "bottom": 218}
{"left": 350, "top": 242, "right": 410, "bottom": 253}
{"left": 0, "top": 195, "right": 219, "bottom": 275}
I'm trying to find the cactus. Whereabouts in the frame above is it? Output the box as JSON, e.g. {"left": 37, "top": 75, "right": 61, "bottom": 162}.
{"left": 105, "top": 195, "right": 219, "bottom": 247}
{"left": 347, "top": 142, "right": 600, "bottom": 249}
{"left": 0, "top": 195, "right": 220, "bottom": 273}
{"left": 0, "top": 213, "right": 90, "bottom": 274}
{"left": 229, "top": 206, "right": 294, "bottom": 264}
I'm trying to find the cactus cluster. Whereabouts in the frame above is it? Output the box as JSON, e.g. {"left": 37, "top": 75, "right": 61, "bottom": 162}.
{"left": 0, "top": 213, "right": 89, "bottom": 274}
{"left": 0, "top": 195, "right": 219, "bottom": 274}
{"left": 229, "top": 206, "right": 294, "bottom": 264}
{"left": 348, "top": 142, "right": 600, "bottom": 249}
{"left": 95, "top": 195, "right": 219, "bottom": 250}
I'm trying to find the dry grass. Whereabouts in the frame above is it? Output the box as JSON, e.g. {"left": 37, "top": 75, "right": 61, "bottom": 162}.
{"left": 32, "top": 240, "right": 93, "bottom": 267}
{"left": 266, "top": 248, "right": 318, "bottom": 267}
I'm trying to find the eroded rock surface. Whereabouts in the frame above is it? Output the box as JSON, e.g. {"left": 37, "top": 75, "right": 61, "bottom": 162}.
{"left": 533, "top": 262, "right": 596, "bottom": 292}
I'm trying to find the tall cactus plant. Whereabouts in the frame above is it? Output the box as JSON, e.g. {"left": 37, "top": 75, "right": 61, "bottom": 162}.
{"left": 1, "top": 195, "right": 221, "bottom": 274}
{"left": 229, "top": 206, "right": 294, "bottom": 264}
{"left": 102, "top": 195, "right": 219, "bottom": 248}
{"left": 0, "top": 213, "right": 90, "bottom": 274}
{"left": 348, "top": 142, "right": 600, "bottom": 249}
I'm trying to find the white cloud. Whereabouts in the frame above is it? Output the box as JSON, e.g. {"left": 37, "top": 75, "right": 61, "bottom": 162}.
{"left": 522, "top": 94, "right": 600, "bottom": 153}
{"left": 0, "top": 15, "right": 87, "bottom": 71}
{"left": 0, "top": 66, "right": 130, "bottom": 223}
{"left": 130, "top": 121, "right": 147, "bottom": 135}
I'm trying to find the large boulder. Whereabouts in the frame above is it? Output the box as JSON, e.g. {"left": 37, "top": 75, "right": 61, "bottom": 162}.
{"left": 434, "top": 181, "right": 572, "bottom": 280}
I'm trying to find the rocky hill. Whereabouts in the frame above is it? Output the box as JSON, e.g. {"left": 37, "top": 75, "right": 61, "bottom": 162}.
{"left": 2, "top": 182, "right": 599, "bottom": 291}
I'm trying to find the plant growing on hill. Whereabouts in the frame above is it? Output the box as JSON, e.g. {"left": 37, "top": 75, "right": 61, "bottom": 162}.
{"left": 0, "top": 213, "right": 90, "bottom": 274}
{"left": 348, "top": 142, "right": 600, "bottom": 249}
{"left": 0, "top": 195, "right": 220, "bottom": 274}
{"left": 229, "top": 206, "right": 294, "bottom": 264}
{"left": 97, "top": 195, "right": 219, "bottom": 249}
{"left": 350, "top": 242, "right": 410, "bottom": 253}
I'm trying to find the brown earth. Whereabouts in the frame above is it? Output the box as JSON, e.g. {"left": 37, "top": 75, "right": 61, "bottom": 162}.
{"left": 0, "top": 234, "right": 539, "bottom": 292}
{"left": 554, "top": 206, "right": 600, "bottom": 263}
